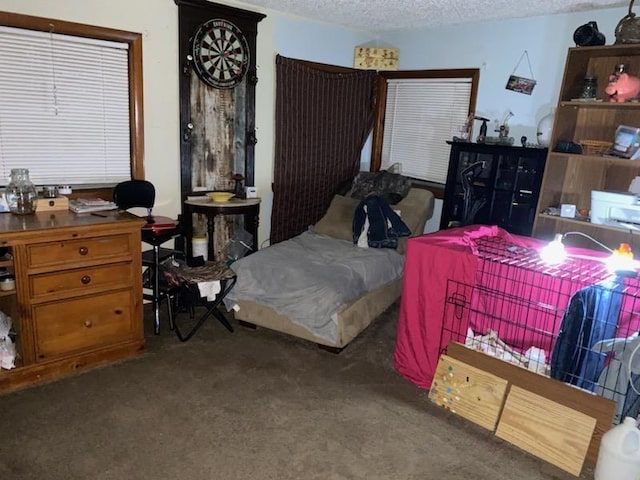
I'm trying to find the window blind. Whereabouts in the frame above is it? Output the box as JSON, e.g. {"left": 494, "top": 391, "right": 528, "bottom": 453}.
{"left": 381, "top": 77, "right": 473, "bottom": 184}
{"left": 0, "top": 26, "right": 131, "bottom": 186}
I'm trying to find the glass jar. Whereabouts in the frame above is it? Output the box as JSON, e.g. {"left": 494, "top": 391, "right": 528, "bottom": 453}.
{"left": 580, "top": 75, "right": 598, "bottom": 99}
{"left": 5, "top": 168, "right": 37, "bottom": 214}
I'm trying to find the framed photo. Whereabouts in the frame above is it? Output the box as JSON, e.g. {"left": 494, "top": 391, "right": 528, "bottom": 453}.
{"left": 506, "top": 75, "right": 536, "bottom": 95}
{"left": 612, "top": 124, "right": 640, "bottom": 159}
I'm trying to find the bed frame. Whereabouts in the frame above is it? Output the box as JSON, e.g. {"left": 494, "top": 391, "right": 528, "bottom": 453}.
{"left": 235, "top": 187, "right": 435, "bottom": 351}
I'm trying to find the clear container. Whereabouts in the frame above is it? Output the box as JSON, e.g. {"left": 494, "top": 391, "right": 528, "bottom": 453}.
{"left": 0, "top": 275, "right": 15, "bottom": 291}
{"left": 595, "top": 417, "right": 640, "bottom": 480}
{"left": 5, "top": 168, "right": 37, "bottom": 215}
{"left": 581, "top": 75, "right": 598, "bottom": 99}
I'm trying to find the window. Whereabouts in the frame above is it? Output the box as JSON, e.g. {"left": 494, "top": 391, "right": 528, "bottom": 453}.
{"left": 0, "top": 12, "right": 144, "bottom": 187}
{"left": 371, "top": 69, "right": 479, "bottom": 185}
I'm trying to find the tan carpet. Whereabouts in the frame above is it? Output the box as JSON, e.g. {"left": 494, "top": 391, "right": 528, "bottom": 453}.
{"left": 0, "top": 302, "right": 592, "bottom": 479}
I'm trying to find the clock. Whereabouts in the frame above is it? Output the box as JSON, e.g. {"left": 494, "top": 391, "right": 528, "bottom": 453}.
{"left": 191, "top": 18, "right": 250, "bottom": 89}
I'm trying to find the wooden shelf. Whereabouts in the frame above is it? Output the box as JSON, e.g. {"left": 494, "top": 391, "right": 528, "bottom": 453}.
{"left": 533, "top": 44, "right": 640, "bottom": 255}
{"left": 559, "top": 101, "right": 640, "bottom": 109}
{"left": 536, "top": 213, "right": 636, "bottom": 232}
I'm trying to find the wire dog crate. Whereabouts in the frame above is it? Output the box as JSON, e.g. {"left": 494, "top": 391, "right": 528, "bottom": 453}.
{"left": 440, "top": 235, "right": 640, "bottom": 424}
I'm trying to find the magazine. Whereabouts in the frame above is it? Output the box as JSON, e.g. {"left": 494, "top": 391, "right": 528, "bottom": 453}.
{"left": 69, "top": 198, "right": 118, "bottom": 213}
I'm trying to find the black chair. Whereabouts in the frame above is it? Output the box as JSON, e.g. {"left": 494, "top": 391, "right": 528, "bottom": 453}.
{"left": 159, "top": 259, "right": 237, "bottom": 342}
{"left": 113, "top": 180, "right": 181, "bottom": 335}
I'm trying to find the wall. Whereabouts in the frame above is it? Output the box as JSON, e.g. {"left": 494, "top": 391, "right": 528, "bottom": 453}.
{"left": 0, "top": 2, "right": 634, "bottom": 240}
{"left": 381, "top": 6, "right": 629, "bottom": 231}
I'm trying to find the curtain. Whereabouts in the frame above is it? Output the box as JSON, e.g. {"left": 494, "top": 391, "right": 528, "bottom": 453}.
{"left": 271, "top": 55, "right": 377, "bottom": 245}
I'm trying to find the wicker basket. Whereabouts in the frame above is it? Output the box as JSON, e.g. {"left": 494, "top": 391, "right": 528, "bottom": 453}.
{"left": 580, "top": 139, "right": 612, "bottom": 155}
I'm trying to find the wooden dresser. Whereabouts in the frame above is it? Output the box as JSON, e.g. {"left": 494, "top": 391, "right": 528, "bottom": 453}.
{"left": 0, "top": 210, "right": 146, "bottom": 394}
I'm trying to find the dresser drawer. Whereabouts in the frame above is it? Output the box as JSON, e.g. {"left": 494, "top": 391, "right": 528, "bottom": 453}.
{"left": 30, "top": 262, "right": 133, "bottom": 300}
{"left": 27, "top": 234, "right": 131, "bottom": 269}
{"left": 34, "top": 289, "right": 134, "bottom": 360}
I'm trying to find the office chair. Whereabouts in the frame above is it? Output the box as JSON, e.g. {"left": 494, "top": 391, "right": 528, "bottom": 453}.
{"left": 113, "top": 180, "right": 182, "bottom": 335}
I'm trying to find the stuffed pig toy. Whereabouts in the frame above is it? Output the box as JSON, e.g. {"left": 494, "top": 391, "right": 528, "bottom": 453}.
{"left": 605, "top": 72, "right": 640, "bottom": 102}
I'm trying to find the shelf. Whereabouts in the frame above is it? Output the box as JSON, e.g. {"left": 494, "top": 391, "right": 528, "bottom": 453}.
{"left": 534, "top": 213, "right": 640, "bottom": 251}
{"left": 533, "top": 44, "right": 640, "bottom": 251}
{"left": 537, "top": 213, "right": 640, "bottom": 233}
{"left": 559, "top": 101, "right": 640, "bottom": 109}
{"left": 548, "top": 152, "right": 640, "bottom": 165}
{"left": 0, "top": 254, "right": 13, "bottom": 269}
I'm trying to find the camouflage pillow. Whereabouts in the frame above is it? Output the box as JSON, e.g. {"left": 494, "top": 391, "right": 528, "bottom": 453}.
{"left": 350, "top": 171, "right": 411, "bottom": 205}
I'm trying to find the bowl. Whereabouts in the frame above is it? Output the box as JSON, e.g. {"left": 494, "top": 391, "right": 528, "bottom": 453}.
{"left": 208, "top": 191, "right": 235, "bottom": 203}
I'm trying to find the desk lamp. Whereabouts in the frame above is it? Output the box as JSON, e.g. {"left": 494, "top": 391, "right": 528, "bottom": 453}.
{"left": 540, "top": 231, "right": 637, "bottom": 276}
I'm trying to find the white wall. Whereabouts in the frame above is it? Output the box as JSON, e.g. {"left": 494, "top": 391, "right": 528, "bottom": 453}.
{"left": 381, "top": 7, "right": 628, "bottom": 144}
{"left": 380, "top": 7, "right": 628, "bottom": 230}
{"left": 0, "top": 2, "right": 632, "bottom": 241}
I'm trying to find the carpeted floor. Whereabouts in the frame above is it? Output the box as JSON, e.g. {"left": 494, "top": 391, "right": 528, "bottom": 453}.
{"left": 0, "top": 302, "right": 593, "bottom": 479}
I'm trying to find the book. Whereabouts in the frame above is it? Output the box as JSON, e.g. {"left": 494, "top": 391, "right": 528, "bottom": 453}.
{"left": 69, "top": 199, "right": 117, "bottom": 214}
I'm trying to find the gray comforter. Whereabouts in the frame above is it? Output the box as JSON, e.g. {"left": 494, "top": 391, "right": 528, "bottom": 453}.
{"left": 224, "top": 231, "right": 404, "bottom": 342}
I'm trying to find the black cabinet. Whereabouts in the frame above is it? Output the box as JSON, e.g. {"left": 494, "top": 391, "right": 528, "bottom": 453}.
{"left": 440, "top": 142, "right": 547, "bottom": 236}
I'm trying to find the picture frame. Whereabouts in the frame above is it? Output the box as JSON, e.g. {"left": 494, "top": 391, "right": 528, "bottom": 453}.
{"left": 505, "top": 74, "right": 537, "bottom": 95}
{"left": 611, "top": 124, "right": 640, "bottom": 159}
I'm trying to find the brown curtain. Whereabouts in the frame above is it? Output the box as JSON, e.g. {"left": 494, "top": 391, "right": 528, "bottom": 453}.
{"left": 270, "top": 55, "right": 377, "bottom": 244}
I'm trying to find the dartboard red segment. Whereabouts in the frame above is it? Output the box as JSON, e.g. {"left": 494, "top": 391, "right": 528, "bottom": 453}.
{"left": 191, "top": 18, "right": 250, "bottom": 89}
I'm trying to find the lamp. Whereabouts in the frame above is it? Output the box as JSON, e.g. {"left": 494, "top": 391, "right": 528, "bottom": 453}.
{"left": 540, "top": 231, "right": 637, "bottom": 275}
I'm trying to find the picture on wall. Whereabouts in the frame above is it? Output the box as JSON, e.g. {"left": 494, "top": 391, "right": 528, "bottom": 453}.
{"left": 506, "top": 74, "right": 536, "bottom": 95}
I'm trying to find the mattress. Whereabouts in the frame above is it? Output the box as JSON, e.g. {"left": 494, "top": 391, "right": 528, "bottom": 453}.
{"left": 224, "top": 231, "right": 404, "bottom": 343}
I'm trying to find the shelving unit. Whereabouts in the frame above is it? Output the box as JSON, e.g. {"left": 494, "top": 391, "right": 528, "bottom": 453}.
{"left": 442, "top": 141, "right": 546, "bottom": 236}
{"left": 532, "top": 44, "right": 640, "bottom": 250}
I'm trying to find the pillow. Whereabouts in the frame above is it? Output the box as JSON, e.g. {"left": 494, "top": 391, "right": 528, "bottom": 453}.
{"left": 313, "top": 195, "right": 360, "bottom": 241}
{"left": 350, "top": 171, "right": 412, "bottom": 205}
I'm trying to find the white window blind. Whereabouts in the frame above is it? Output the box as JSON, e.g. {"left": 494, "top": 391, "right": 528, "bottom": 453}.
{"left": 0, "top": 26, "right": 131, "bottom": 186}
{"left": 381, "top": 77, "right": 473, "bottom": 184}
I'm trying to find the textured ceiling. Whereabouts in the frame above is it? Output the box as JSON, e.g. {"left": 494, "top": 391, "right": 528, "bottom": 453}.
{"left": 239, "top": 0, "right": 629, "bottom": 31}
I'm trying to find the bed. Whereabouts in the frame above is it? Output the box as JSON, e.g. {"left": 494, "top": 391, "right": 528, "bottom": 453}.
{"left": 224, "top": 187, "right": 434, "bottom": 350}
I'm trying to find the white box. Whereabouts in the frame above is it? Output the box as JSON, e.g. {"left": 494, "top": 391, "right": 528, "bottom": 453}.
{"left": 591, "top": 190, "right": 638, "bottom": 225}
{"left": 560, "top": 204, "right": 576, "bottom": 218}
{"left": 245, "top": 186, "right": 258, "bottom": 198}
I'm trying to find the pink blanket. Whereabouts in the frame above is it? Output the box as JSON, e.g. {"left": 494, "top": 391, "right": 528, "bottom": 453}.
{"left": 393, "top": 225, "right": 621, "bottom": 390}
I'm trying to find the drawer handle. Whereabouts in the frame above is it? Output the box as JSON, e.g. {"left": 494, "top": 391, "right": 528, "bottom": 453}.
{"left": 84, "top": 320, "right": 92, "bottom": 328}
{"left": 81, "top": 275, "right": 91, "bottom": 285}
{"left": 78, "top": 246, "right": 89, "bottom": 256}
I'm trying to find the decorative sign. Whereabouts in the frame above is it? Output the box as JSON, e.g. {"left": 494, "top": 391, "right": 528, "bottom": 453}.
{"left": 505, "top": 50, "right": 536, "bottom": 95}
{"left": 354, "top": 46, "right": 399, "bottom": 71}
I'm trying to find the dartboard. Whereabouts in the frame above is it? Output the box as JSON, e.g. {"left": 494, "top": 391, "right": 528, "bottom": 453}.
{"left": 191, "top": 19, "right": 250, "bottom": 89}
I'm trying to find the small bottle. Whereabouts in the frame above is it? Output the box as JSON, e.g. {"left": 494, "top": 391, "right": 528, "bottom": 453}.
{"left": 5, "top": 168, "right": 37, "bottom": 215}
{"left": 615, "top": 64, "right": 628, "bottom": 75}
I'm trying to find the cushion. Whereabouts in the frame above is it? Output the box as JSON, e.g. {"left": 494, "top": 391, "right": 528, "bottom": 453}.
{"left": 313, "top": 194, "right": 360, "bottom": 241}
{"left": 350, "top": 171, "right": 412, "bottom": 205}
{"left": 315, "top": 188, "right": 436, "bottom": 253}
